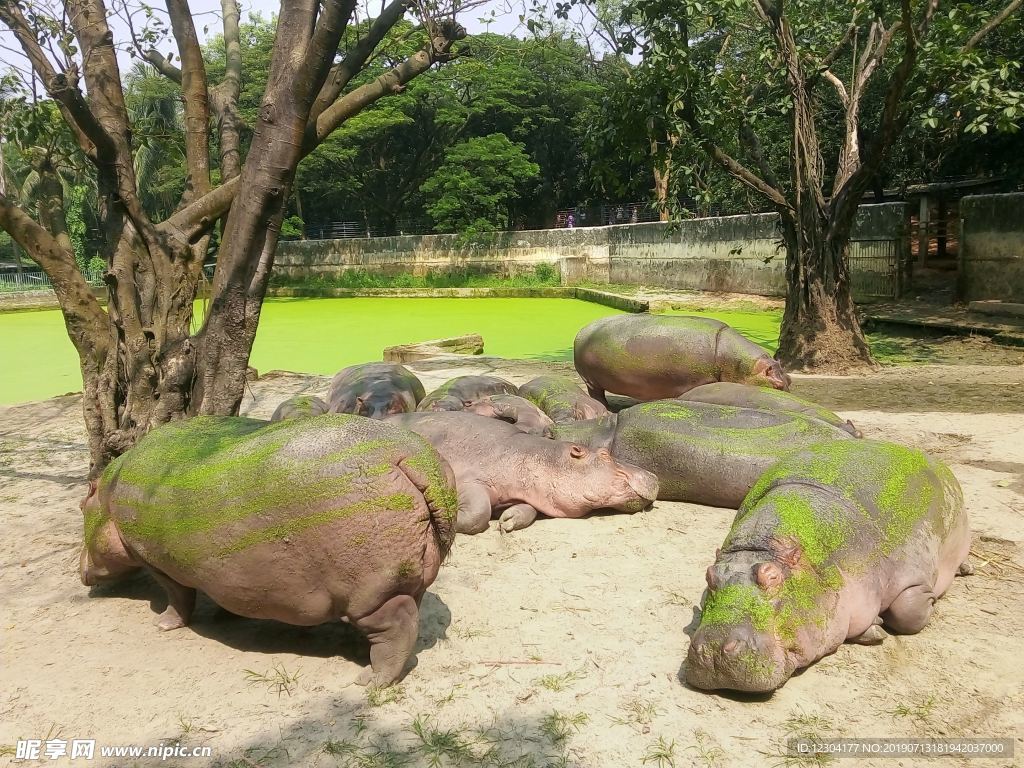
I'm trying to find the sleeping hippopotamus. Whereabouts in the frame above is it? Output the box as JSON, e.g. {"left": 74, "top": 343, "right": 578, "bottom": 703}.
{"left": 679, "top": 382, "right": 861, "bottom": 437}
{"left": 574, "top": 315, "right": 790, "bottom": 404}
{"left": 685, "top": 440, "right": 971, "bottom": 693}
{"left": 80, "top": 415, "right": 458, "bottom": 687}
{"left": 327, "top": 362, "right": 425, "bottom": 419}
{"left": 551, "top": 400, "right": 851, "bottom": 508}
{"left": 270, "top": 394, "right": 330, "bottom": 422}
{"left": 417, "top": 375, "right": 518, "bottom": 412}
{"left": 519, "top": 375, "right": 609, "bottom": 423}
{"left": 463, "top": 394, "right": 555, "bottom": 437}
{"left": 388, "top": 412, "right": 658, "bottom": 533}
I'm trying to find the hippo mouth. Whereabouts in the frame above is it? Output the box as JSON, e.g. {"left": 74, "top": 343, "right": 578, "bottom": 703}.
{"left": 684, "top": 633, "right": 797, "bottom": 693}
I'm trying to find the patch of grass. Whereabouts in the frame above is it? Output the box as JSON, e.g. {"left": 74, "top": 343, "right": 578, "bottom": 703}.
{"left": 411, "top": 714, "right": 476, "bottom": 767}
{"left": 270, "top": 263, "right": 562, "bottom": 291}
{"left": 323, "top": 738, "right": 361, "bottom": 757}
{"left": 450, "top": 623, "right": 491, "bottom": 640}
{"left": 0, "top": 745, "right": 16, "bottom": 757}
{"left": 611, "top": 697, "right": 661, "bottom": 728}
{"left": 888, "top": 695, "right": 937, "bottom": 725}
{"left": 642, "top": 736, "right": 677, "bottom": 767}
{"left": 662, "top": 589, "right": 693, "bottom": 607}
{"left": 770, "top": 710, "right": 835, "bottom": 766}
{"left": 687, "top": 730, "right": 724, "bottom": 768}
{"left": 434, "top": 685, "right": 463, "bottom": 707}
{"left": 538, "top": 711, "right": 588, "bottom": 746}
{"left": 243, "top": 662, "right": 300, "bottom": 697}
{"left": 366, "top": 684, "right": 406, "bottom": 707}
{"left": 534, "top": 668, "right": 585, "bottom": 692}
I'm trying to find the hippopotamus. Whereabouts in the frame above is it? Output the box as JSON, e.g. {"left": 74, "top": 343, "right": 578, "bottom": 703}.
{"left": 518, "top": 375, "right": 609, "bottom": 423}
{"left": 80, "top": 415, "right": 458, "bottom": 687}
{"left": 463, "top": 394, "right": 555, "bottom": 437}
{"left": 685, "top": 440, "right": 972, "bottom": 693}
{"left": 388, "top": 412, "right": 658, "bottom": 533}
{"left": 551, "top": 400, "right": 851, "bottom": 508}
{"left": 417, "top": 375, "right": 519, "bottom": 412}
{"left": 327, "top": 362, "right": 425, "bottom": 419}
{"left": 270, "top": 394, "right": 330, "bottom": 422}
{"left": 573, "top": 315, "right": 790, "bottom": 404}
{"left": 680, "top": 382, "right": 861, "bottom": 437}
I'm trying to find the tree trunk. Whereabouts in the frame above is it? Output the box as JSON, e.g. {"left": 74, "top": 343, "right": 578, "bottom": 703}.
{"left": 775, "top": 208, "right": 875, "bottom": 372}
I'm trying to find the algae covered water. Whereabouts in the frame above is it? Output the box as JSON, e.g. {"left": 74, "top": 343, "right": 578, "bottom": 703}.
{"left": 0, "top": 297, "right": 789, "bottom": 406}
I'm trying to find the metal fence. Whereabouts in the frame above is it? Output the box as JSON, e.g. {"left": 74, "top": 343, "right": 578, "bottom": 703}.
{"left": 0, "top": 269, "right": 53, "bottom": 292}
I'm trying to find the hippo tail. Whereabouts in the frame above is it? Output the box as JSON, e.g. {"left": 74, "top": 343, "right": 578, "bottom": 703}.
{"left": 399, "top": 452, "right": 458, "bottom": 561}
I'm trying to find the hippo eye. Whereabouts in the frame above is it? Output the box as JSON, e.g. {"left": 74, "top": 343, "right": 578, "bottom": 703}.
{"left": 569, "top": 444, "right": 586, "bottom": 459}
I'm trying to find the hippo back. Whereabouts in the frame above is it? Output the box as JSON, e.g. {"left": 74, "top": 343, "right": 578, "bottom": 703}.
{"left": 610, "top": 400, "right": 852, "bottom": 507}
{"left": 270, "top": 395, "right": 330, "bottom": 422}
{"left": 93, "top": 416, "right": 458, "bottom": 614}
{"left": 680, "top": 383, "right": 859, "bottom": 436}
{"left": 418, "top": 375, "right": 518, "bottom": 412}
{"left": 519, "top": 375, "right": 609, "bottom": 423}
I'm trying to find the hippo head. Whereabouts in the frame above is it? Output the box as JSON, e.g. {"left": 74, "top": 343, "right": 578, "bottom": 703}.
{"left": 751, "top": 356, "right": 791, "bottom": 391}
{"left": 422, "top": 395, "right": 469, "bottom": 413}
{"left": 685, "top": 551, "right": 833, "bottom": 693}
{"left": 355, "top": 385, "right": 414, "bottom": 419}
{"left": 553, "top": 444, "right": 658, "bottom": 516}
{"left": 80, "top": 481, "right": 140, "bottom": 586}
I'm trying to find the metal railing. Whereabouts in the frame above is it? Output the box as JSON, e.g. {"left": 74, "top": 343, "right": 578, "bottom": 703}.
{"left": 0, "top": 269, "right": 53, "bottom": 293}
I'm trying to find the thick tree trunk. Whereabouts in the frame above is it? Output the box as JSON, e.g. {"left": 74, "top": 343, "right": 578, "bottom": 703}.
{"left": 775, "top": 209, "right": 875, "bottom": 372}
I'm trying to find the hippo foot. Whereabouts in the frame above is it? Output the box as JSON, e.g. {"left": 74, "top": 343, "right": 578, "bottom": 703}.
{"left": 881, "top": 584, "right": 936, "bottom": 634}
{"left": 499, "top": 503, "right": 539, "bottom": 533}
{"left": 848, "top": 622, "right": 887, "bottom": 645}
{"left": 155, "top": 606, "right": 189, "bottom": 631}
{"left": 352, "top": 594, "right": 419, "bottom": 687}
{"left": 958, "top": 561, "right": 975, "bottom": 577}
{"left": 455, "top": 484, "right": 493, "bottom": 535}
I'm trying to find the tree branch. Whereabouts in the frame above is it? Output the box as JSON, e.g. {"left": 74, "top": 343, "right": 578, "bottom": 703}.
{"left": 166, "top": 0, "right": 212, "bottom": 201}
{"left": 210, "top": 0, "right": 243, "bottom": 180}
{"left": 308, "top": 0, "right": 412, "bottom": 126}
{"left": 964, "top": 0, "right": 1023, "bottom": 51}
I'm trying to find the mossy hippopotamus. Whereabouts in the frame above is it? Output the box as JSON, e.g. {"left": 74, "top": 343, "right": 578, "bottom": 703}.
{"left": 80, "top": 415, "right": 458, "bottom": 687}
{"left": 270, "top": 394, "right": 330, "bottom": 422}
{"left": 685, "top": 440, "right": 971, "bottom": 693}
{"left": 464, "top": 394, "right": 555, "bottom": 437}
{"left": 679, "top": 382, "right": 861, "bottom": 437}
{"left": 417, "top": 375, "right": 519, "bottom": 412}
{"left": 551, "top": 400, "right": 851, "bottom": 508}
{"left": 388, "top": 412, "right": 658, "bottom": 534}
{"left": 574, "top": 315, "right": 790, "bottom": 403}
{"left": 519, "top": 375, "right": 609, "bottom": 423}
{"left": 328, "top": 362, "right": 425, "bottom": 419}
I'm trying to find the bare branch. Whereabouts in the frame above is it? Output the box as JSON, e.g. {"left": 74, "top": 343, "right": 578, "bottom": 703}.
{"left": 166, "top": 0, "right": 212, "bottom": 201}
{"left": 822, "top": 69, "right": 849, "bottom": 105}
{"left": 964, "top": 0, "right": 1023, "bottom": 51}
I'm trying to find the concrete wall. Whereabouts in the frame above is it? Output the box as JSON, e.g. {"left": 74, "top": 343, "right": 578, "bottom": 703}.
{"left": 959, "top": 193, "right": 1024, "bottom": 302}
{"left": 275, "top": 204, "right": 908, "bottom": 298}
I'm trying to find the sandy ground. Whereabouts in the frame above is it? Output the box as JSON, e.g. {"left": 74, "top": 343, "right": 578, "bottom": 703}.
{"left": 1, "top": 359, "right": 1023, "bottom": 768}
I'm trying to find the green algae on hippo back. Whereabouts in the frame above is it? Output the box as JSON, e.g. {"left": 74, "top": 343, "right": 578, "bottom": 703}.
{"left": 88, "top": 415, "right": 458, "bottom": 573}
{"left": 606, "top": 400, "right": 852, "bottom": 506}
{"left": 685, "top": 439, "right": 971, "bottom": 694}
{"left": 81, "top": 414, "right": 460, "bottom": 687}
{"left": 679, "top": 382, "right": 862, "bottom": 437}
{"left": 573, "top": 314, "right": 790, "bottom": 406}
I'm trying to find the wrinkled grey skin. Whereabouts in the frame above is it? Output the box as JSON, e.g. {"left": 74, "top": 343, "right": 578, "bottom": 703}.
{"left": 328, "top": 363, "right": 426, "bottom": 419}
{"left": 680, "top": 382, "right": 862, "bottom": 438}
{"left": 551, "top": 400, "right": 852, "bottom": 508}
{"left": 574, "top": 314, "right": 790, "bottom": 404}
{"left": 519, "top": 375, "right": 610, "bottom": 423}
{"left": 686, "top": 440, "right": 972, "bottom": 693}
{"left": 388, "top": 411, "right": 659, "bottom": 534}
{"left": 270, "top": 395, "right": 330, "bottom": 422}
{"left": 417, "top": 375, "right": 519, "bottom": 413}
{"left": 464, "top": 394, "right": 555, "bottom": 437}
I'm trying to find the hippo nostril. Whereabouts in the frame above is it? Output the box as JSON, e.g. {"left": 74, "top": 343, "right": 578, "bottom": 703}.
{"left": 722, "top": 639, "right": 747, "bottom": 656}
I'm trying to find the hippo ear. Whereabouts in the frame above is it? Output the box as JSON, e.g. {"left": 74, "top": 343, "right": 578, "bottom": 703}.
{"left": 79, "top": 479, "right": 98, "bottom": 511}
{"left": 754, "top": 561, "right": 784, "bottom": 591}
{"left": 705, "top": 566, "right": 720, "bottom": 590}
{"left": 569, "top": 444, "right": 587, "bottom": 459}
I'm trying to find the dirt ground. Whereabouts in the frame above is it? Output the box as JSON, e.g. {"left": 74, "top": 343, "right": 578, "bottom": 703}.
{"left": 1, "top": 359, "right": 1022, "bottom": 768}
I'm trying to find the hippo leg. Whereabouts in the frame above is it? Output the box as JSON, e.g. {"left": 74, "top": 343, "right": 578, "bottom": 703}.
{"left": 150, "top": 569, "right": 196, "bottom": 631}
{"left": 880, "top": 584, "right": 936, "bottom": 634}
{"left": 498, "top": 503, "right": 539, "bottom": 533}
{"left": 586, "top": 384, "right": 608, "bottom": 407}
{"left": 848, "top": 618, "right": 887, "bottom": 645}
{"left": 353, "top": 594, "right": 419, "bottom": 687}
{"left": 455, "top": 483, "right": 493, "bottom": 535}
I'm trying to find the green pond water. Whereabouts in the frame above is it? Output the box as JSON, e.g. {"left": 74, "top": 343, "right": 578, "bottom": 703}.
{"left": 0, "top": 298, "right": 784, "bottom": 406}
